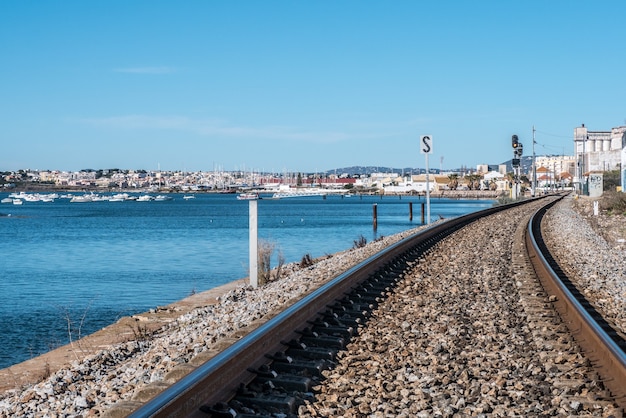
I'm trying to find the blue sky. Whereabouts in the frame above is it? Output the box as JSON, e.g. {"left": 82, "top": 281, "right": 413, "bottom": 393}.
{"left": 1, "top": 1, "right": 624, "bottom": 173}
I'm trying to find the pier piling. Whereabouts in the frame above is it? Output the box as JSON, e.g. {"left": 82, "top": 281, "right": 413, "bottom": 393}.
{"left": 373, "top": 203, "right": 378, "bottom": 230}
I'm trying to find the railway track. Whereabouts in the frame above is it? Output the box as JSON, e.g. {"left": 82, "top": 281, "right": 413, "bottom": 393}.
{"left": 126, "top": 195, "right": 626, "bottom": 417}
{"left": 526, "top": 197, "right": 626, "bottom": 409}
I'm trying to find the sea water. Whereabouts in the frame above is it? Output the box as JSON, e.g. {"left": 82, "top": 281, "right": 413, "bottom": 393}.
{"left": 0, "top": 192, "right": 493, "bottom": 368}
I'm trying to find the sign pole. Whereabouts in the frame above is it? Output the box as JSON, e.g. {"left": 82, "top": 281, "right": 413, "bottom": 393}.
{"left": 425, "top": 152, "right": 430, "bottom": 224}
{"left": 420, "top": 135, "right": 433, "bottom": 225}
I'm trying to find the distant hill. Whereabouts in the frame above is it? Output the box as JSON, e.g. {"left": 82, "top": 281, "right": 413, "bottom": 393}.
{"left": 319, "top": 166, "right": 483, "bottom": 176}
{"left": 322, "top": 159, "right": 532, "bottom": 177}
{"left": 322, "top": 166, "right": 429, "bottom": 176}
{"left": 502, "top": 156, "right": 534, "bottom": 173}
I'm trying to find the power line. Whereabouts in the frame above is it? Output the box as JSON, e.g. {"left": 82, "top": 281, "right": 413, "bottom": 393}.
{"left": 533, "top": 128, "right": 571, "bottom": 155}
{"left": 536, "top": 141, "right": 565, "bottom": 149}
{"left": 534, "top": 129, "right": 571, "bottom": 139}
{"left": 535, "top": 142, "right": 568, "bottom": 155}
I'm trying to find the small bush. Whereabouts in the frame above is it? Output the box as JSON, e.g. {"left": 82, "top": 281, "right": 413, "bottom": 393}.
{"left": 602, "top": 170, "right": 621, "bottom": 191}
{"left": 600, "top": 191, "right": 626, "bottom": 215}
{"left": 353, "top": 235, "right": 367, "bottom": 249}
{"left": 127, "top": 323, "right": 153, "bottom": 343}
{"left": 41, "top": 362, "right": 51, "bottom": 380}
{"left": 300, "top": 253, "right": 314, "bottom": 268}
{"left": 257, "top": 239, "right": 285, "bottom": 284}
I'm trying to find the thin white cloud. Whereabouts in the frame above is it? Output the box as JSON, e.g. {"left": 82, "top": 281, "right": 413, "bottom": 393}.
{"left": 113, "top": 67, "right": 176, "bottom": 74}
{"left": 78, "top": 115, "right": 391, "bottom": 143}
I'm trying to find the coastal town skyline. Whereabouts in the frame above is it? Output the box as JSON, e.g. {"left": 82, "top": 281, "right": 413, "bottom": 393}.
{"left": 0, "top": 153, "right": 572, "bottom": 191}
{"left": 2, "top": 2, "right": 623, "bottom": 173}
{"left": 1, "top": 156, "right": 530, "bottom": 178}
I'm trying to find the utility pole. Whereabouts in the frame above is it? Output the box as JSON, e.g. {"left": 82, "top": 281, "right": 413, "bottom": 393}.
{"left": 532, "top": 125, "right": 537, "bottom": 197}
{"left": 582, "top": 134, "right": 587, "bottom": 195}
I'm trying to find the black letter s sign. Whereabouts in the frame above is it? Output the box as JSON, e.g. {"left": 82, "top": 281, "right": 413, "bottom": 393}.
{"left": 421, "top": 136, "right": 431, "bottom": 153}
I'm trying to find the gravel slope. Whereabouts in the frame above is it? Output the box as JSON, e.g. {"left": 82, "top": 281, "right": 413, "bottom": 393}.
{"left": 299, "top": 197, "right": 621, "bottom": 417}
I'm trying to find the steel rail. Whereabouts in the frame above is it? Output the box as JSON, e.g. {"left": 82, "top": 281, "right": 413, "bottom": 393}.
{"left": 128, "top": 197, "right": 542, "bottom": 418}
{"left": 526, "top": 197, "right": 626, "bottom": 409}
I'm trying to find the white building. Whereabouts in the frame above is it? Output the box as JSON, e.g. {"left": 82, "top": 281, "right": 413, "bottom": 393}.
{"left": 574, "top": 124, "right": 626, "bottom": 174}
{"left": 476, "top": 164, "right": 507, "bottom": 175}
{"left": 535, "top": 155, "right": 577, "bottom": 179}
{"left": 479, "top": 171, "right": 508, "bottom": 192}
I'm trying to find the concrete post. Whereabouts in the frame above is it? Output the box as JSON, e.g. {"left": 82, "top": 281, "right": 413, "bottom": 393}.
{"left": 249, "top": 200, "right": 258, "bottom": 288}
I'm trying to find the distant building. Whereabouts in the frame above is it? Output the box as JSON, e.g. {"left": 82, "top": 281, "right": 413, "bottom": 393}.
{"left": 476, "top": 164, "right": 507, "bottom": 175}
{"left": 482, "top": 171, "right": 508, "bottom": 192}
{"left": 535, "top": 155, "right": 576, "bottom": 181}
{"left": 574, "top": 124, "right": 626, "bottom": 174}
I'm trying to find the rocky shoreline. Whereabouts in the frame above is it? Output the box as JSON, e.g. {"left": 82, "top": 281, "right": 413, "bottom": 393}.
{"left": 0, "top": 223, "right": 435, "bottom": 417}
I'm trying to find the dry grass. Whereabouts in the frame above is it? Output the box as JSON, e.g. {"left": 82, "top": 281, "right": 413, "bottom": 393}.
{"left": 599, "top": 191, "right": 626, "bottom": 215}
{"left": 572, "top": 192, "right": 626, "bottom": 247}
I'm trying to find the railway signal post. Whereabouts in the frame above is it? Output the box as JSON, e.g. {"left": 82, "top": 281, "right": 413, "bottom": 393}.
{"left": 511, "top": 135, "right": 523, "bottom": 199}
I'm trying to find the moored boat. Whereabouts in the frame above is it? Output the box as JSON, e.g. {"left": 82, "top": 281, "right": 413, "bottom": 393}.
{"left": 237, "top": 193, "right": 259, "bottom": 200}
{"left": 109, "top": 193, "right": 128, "bottom": 202}
{"left": 70, "top": 194, "right": 93, "bottom": 203}
{"left": 271, "top": 191, "right": 326, "bottom": 199}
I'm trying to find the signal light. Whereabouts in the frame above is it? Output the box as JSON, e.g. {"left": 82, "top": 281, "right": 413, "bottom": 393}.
{"left": 512, "top": 135, "right": 519, "bottom": 148}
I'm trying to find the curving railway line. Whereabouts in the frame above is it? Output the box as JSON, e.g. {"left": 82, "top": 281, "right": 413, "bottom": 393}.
{"left": 526, "top": 197, "right": 626, "bottom": 409}
{"left": 127, "top": 195, "right": 626, "bottom": 417}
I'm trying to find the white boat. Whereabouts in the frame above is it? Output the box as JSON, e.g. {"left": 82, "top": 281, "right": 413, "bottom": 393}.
{"left": 70, "top": 195, "right": 93, "bottom": 203}
{"left": 91, "top": 194, "right": 109, "bottom": 202}
{"left": 1, "top": 198, "right": 12, "bottom": 204}
{"left": 137, "top": 195, "right": 153, "bottom": 201}
{"left": 271, "top": 191, "right": 326, "bottom": 199}
{"left": 237, "top": 193, "right": 259, "bottom": 200}
{"left": 23, "top": 194, "right": 41, "bottom": 202}
{"left": 154, "top": 195, "right": 173, "bottom": 201}
{"left": 183, "top": 194, "right": 195, "bottom": 200}
{"left": 12, "top": 199, "right": 23, "bottom": 205}
{"left": 109, "top": 193, "right": 128, "bottom": 202}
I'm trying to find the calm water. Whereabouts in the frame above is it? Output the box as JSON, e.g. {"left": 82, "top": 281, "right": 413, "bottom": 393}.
{"left": 0, "top": 192, "right": 493, "bottom": 368}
